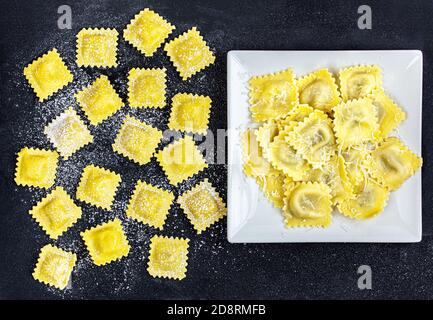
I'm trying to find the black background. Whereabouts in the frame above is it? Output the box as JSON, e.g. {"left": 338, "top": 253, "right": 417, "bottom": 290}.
{"left": 0, "top": 0, "right": 432, "bottom": 299}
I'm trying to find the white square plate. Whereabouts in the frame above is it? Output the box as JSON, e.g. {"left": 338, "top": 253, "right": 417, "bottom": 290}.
{"left": 227, "top": 50, "right": 423, "bottom": 243}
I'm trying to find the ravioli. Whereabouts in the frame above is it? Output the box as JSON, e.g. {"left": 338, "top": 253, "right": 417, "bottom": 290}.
{"left": 126, "top": 180, "right": 174, "bottom": 230}
{"left": 127, "top": 68, "right": 167, "bottom": 108}
{"left": 29, "top": 187, "right": 82, "bottom": 239}
{"left": 256, "top": 173, "right": 286, "bottom": 208}
{"left": 338, "top": 180, "right": 389, "bottom": 219}
{"left": 287, "top": 110, "right": 336, "bottom": 168}
{"left": 147, "top": 235, "right": 189, "bottom": 280}
{"left": 366, "top": 137, "right": 422, "bottom": 191}
{"left": 15, "top": 147, "right": 59, "bottom": 188}
{"left": 155, "top": 135, "right": 208, "bottom": 185}
{"left": 333, "top": 98, "right": 380, "bottom": 149}
{"left": 177, "top": 179, "right": 226, "bottom": 234}
{"left": 339, "top": 65, "right": 382, "bottom": 101}
{"left": 33, "top": 244, "right": 76, "bottom": 290}
{"left": 369, "top": 90, "right": 406, "bottom": 137}
{"left": 164, "top": 27, "right": 215, "bottom": 80}
{"left": 249, "top": 68, "right": 298, "bottom": 122}
{"left": 44, "top": 107, "right": 94, "bottom": 159}
{"left": 81, "top": 219, "right": 130, "bottom": 266}
{"left": 266, "top": 131, "right": 310, "bottom": 180}
{"left": 75, "top": 75, "right": 124, "bottom": 125}
{"left": 168, "top": 93, "right": 212, "bottom": 134}
{"left": 76, "top": 165, "right": 121, "bottom": 210}
{"left": 241, "top": 129, "right": 279, "bottom": 177}
{"left": 283, "top": 181, "right": 332, "bottom": 228}
{"left": 306, "top": 155, "right": 353, "bottom": 205}
{"left": 112, "top": 115, "right": 162, "bottom": 165}
{"left": 24, "top": 48, "right": 73, "bottom": 101}
{"left": 76, "top": 28, "right": 118, "bottom": 67}
{"left": 296, "top": 68, "right": 340, "bottom": 113}
{"left": 124, "top": 8, "right": 175, "bottom": 57}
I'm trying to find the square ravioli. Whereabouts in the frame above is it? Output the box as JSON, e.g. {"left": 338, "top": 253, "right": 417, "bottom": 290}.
{"left": 75, "top": 75, "right": 124, "bottom": 125}
{"left": 112, "top": 115, "right": 162, "bottom": 165}
{"left": 241, "top": 129, "right": 280, "bottom": 177}
{"left": 155, "top": 135, "right": 208, "bottom": 185}
{"left": 33, "top": 244, "right": 76, "bottom": 290}
{"left": 333, "top": 98, "right": 380, "bottom": 149}
{"left": 164, "top": 27, "right": 215, "bottom": 80}
{"left": 76, "top": 28, "right": 118, "bottom": 68}
{"left": 127, "top": 68, "right": 166, "bottom": 108}
{"left": 76, "top": 165, "right": 121, "bottom": 210}
{"left": 126, "top": 180, "right": 174, "bottom": 229}
{"left": 24, "top": 48, "right": 73, "bottom": 101}
{"left": 15, "top": 147, "right": 58, "bottom": 188}
{"left": 124, "top": 8, "right": 175, "bottom": 57}
{"left": 168, "top": 93, "right": 211, "bottom": 134}
{"left": 249, "top": 68, "right": 298, "bottom": 122}
{"left": 286, "top": 110, "right": 336, "bottom": 168}
{"left": 339, "top": 65, "right": 382, "bottom": 101}
{"left": 81, "top": 218, "right": 130, "bottom": 266}
{"left": 369, "top": 90, "right": 406, "bottom": 137}
{"left": 44, "top": 107, "right": 93, "bottom": 159}
{"left": 366, "top": 137, "right": 422, "bottom": 191}
{"left": 29, "top": 187, "right": 82, "bottom": 239}
{"left": 296, "top": 68, "right": 340, "bottom": 113}
{"left": 338, "top": 179, "right": 389, "bottom": 220}
{"left": 177, "top": 179, "right": 226, "bottom": 234}
{"left": 147, "top": 235, "right": 189, "bottom": 280}
{"left": 283, "top": 181, "right": 332, "bottom": 228}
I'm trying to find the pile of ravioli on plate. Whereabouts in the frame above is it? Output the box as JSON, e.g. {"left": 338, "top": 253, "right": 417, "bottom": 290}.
{"left": 15, "top": 8, "right": 227, "bottom": 290}
{"left": 242, "top": 66, "right": 422, "bottom": 228}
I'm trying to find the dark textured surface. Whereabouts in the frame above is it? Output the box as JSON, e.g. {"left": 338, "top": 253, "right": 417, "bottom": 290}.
{"left": 0, "top": 0, "right": 432, "bottom": 299}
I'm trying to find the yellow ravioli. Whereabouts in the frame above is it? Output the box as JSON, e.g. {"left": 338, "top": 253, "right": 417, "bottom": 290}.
{"left": 177, "top": 179, "right": 226, "bottom": 234}
{"left": 24, "top": 48, "right": 73, "bottom": 102}
{"left": 369, "top": 90, "right": 406, "bottom": 137}
{"left": 266, "top": 131, "right": 310, "bottom": 180}
{"left": 168, "top": 93, "right": 211, "bottom": 134}
{"left": 366, "top": 137, "right": 422, "bottom": 191}
{"left": 124, "top": 8, "right": 175, "bottom": 57}
{"left": 276, "top": 104, "right": 314, "bottom": 130}
{"left": 127, "top": 68, "right": 166, "bottom": 108}
{"left": 338, "top": 179, "right": 389, "bottom": 219}
{"left": 75, "top": 75, "right": 124, "bottom": 125}
{"left": 112, "top": 115, "right": 162, "bottom": 165}
{"left": 147, "top": 235, "right": 189, "bottom": 280}
{"left": 306, "top": 155, "right": 353, "bottom": 205}
{"left": 126, "top": 180, "right": 174, "bottom": 229}
{"left": 241, "top": 129, "right": 279, "bottom": 177}
{"left": 341, "top": 145, "right": 372, "bottom": 192}
{"left": 287, "top": 110, "right": 336, "bottom": 168}
{"left": 33, "top": 244, "right": 76, "bottom": 290}
{"left": 339, "top": 65, "right": 382, "bottom": 101}
{"left": 333, "top": 98, "right": 380, "bottom": 149}
{"left": 255, "top": 173, "right": 286, "bottom": 209}
{"left": 15, "top": 147, "right": 58, "bottom": 188}
{"left": 249, "top": 68, "right": 298, "bottom": 122}
{"left": 255, "top": 120, "right": 279, "bottom": 153}
{"left": 76, "top": 165, "right": 121, "bottom": 210}
{"left": 283, "top": 181, "right": 332, "bottom": 228}
{"left": 155, "top": 135, "right": 207, "bottom": 185}
{"left": 296, "top": 68, "right": 340, "bottom": 113}
{"left": 29, "top": 187, "right": 82, "bottom": 239}
{"left": 44, "top": 107, "right": 93, "bottom": 159}
{"left": 164, "top": 27, "right": 215, "bottom": 80}
{"left": 76, "top": 28, "right": 118, "bottom": 68}
{"left": 81, "top": 219, "right": 130, "bottom": 266}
